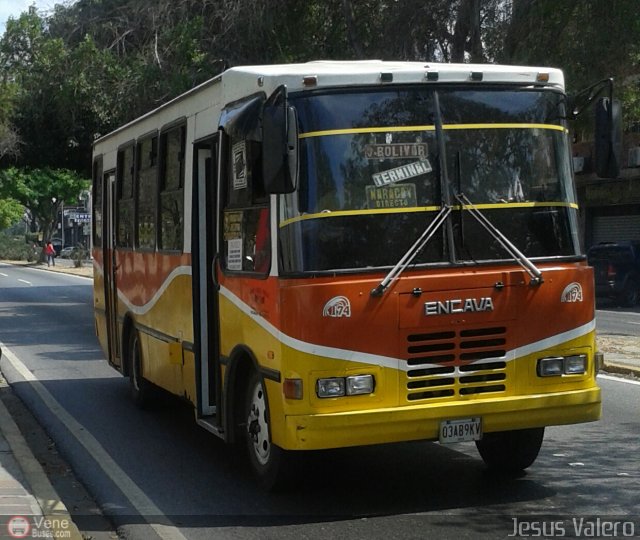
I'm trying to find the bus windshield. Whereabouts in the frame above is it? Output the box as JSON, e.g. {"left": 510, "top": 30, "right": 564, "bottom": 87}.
{"left": 279, "top": 86, "right": 580, "bottom": 274}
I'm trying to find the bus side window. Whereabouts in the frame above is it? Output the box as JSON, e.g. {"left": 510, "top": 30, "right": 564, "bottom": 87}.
{"left": 135, "top": 134, "right": 158, "bottom": 250}
{"left": 159, "top": 125, "right": 185, "bottom": 252}
{"left": 92, "top": 157, "right": 103, "bottom": 248}
{"left": 116, "top": 144, "right": 134, "bottom": 248}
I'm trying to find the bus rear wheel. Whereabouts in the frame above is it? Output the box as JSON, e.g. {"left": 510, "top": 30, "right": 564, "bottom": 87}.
{"left": 244, "top": 370, "right": 292, "bottom": 490}
{"left": 128, "top": 329, "right": 153, "bottom": 409}
{"left": 475, "top": 427, "right": 545, "bottom": 474}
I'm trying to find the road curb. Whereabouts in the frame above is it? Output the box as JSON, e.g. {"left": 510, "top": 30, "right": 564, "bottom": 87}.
{"left": 602, "top": 360, "right": 640, "bottom": 378}
{"left": 0, "top": 373, "right": 83, "bottom": 540}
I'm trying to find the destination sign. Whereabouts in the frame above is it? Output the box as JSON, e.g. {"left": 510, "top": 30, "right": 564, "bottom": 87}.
{"left": 365, "top": 142, "right": 428, "bottom": 160}
{"left": 366, "top": 183, "right": 417, "bottom": 209}
{"left": 372, "top": 159, "right": 432, "bottom": 187}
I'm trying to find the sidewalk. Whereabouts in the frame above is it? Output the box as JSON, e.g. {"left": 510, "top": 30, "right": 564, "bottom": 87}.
{"left": 598, "top": 334, "right": 640, "bottom": 378}
{"left": 0, "top": 375, "right": 83, "bottom": 540}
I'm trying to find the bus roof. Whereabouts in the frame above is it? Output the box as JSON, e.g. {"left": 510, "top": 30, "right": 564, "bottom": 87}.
{"left": 94, "top": 60, "right": 564, "bottom": 147}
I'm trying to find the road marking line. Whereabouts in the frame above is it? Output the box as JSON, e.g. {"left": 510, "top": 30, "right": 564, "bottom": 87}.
{"left": 0, "top": 388, "right": 83, "bottom": 540}
{"left": 598, "top": 309, "right": 640, "bottom": 317}
{"left": 18, "top": 279, "right": 32, "bottom": 285}
{"left": 598, "top": 373, "right": 640, "bottom": 386}
{"left": 0, "top": 342, "right": 188, "bottom": 540}
{"left": 0, "top": 272, "right": 8, "bottom": 277}
{"left": 627, "top": 321, "right": 640, "bottom": 325}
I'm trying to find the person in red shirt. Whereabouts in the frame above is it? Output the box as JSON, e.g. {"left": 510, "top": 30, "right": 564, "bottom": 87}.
{"left": 44, "top": 241, "right": 56, "bottom": 267}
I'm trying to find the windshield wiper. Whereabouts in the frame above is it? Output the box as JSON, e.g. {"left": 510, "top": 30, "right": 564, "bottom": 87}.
{"left": 370, "top": 205, "right": 452, "bottom": 296}
{"left": 371, "top": 90, "right": 456, "bottom": 297}
{"left": 454, "top": 191, "right": 543, "bottom": 285}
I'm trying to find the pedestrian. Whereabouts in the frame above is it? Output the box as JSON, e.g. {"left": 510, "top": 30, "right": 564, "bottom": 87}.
{"left": 44, "top": 240, "right": 56, "bottom": 267}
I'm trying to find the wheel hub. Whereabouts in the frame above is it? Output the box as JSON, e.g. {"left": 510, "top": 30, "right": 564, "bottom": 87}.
{"left": 247, "top": 384, "right": 270, "bottom": 465}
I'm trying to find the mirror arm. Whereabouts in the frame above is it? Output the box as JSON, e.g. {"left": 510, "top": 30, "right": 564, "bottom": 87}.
{"left": 569, "top": 78, "right": 613, "bottom": 120}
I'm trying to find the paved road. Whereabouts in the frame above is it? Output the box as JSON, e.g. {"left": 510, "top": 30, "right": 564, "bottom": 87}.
{"left": 1, "top": 263, "right": 639, "bottom": 540}
{"left": 596, "top": 302, "right": 640, "bottom": 336}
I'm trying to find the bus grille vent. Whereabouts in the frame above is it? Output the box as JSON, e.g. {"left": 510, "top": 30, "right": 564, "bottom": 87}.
{"left": 405, "top": 327, "right": 508, "bottom": 402}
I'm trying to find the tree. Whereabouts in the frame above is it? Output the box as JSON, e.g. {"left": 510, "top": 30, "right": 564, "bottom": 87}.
{"left": 0, "top": 122, "right": 20, "bottom": 162}
{"left": 495, "top": 0, "right": 640, "bottom": 127}
{"left": 0, "top": 167, "right": 89, "bottom": 242}
{"left": 0, "top": 198, "right": 23, "bottom": 230}
{"left": 0, "top": 9, "right": 125, "bottom": 175}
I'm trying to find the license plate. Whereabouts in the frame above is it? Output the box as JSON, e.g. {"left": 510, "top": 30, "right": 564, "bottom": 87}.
{"left": 439, "top": 417, "right": 482, "bottom": 443}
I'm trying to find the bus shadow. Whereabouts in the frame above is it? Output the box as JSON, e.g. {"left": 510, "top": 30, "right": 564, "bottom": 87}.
{"left": 5, "top": 375, "right": 559, "bottom": 533}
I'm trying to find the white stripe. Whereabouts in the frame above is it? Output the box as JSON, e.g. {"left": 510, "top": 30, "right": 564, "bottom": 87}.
{"left": 0, "top": 272, "right": 8, "bottom": 277}
{"left": 598, "top": 373, "right": 640, "bottom": 386}
{"left": 0, "top": 342, "right": 188, "bottom": 540}
{"left": 117, "top": 266, "right": 192, "bottom": 316}
{"left": 219, "top": 286, "right": 596, "bottom": 371}
{"left": 18, "top": 279, "right": 31, "bottom": 285}
{"left": 598, "top": 309, "right": 640, "bottom": 318}
{"left": 512, "top": 319, "right": 596, "bottom": 358}
{"left": 219, "top": 286, "right": 401, "bottom": 370}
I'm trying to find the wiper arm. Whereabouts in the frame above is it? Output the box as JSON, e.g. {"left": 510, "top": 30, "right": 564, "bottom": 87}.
{"left": 454, "top": 192, "right": 543, "bottom": 285}
{"left": 371, "top": 205, "right": 452, "bottom": 296}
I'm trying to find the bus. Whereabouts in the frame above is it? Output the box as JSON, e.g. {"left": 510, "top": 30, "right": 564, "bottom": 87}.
{"left": 92, "top": 61, "right": 611, "bottom": 488}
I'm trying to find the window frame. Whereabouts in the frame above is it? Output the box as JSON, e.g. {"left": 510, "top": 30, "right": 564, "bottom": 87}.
{"left": 115, "top": 141, "right": 136, "bottom": 250}
{"left": 92, "top": 156, "right": 103, "bottom": 249}
{"left": 134, "top": 130, "right": 159, "bottom": 251}
{"left": 158, "top": 119, "right": 187, "bottom": 254}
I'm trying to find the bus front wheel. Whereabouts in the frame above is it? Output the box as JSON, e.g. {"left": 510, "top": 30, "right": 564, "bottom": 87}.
{"left": 475, "top": 427, "right": 545, "bottom": 474}
{"left": 244, "top": 370, "right": 292, "bottom": 490}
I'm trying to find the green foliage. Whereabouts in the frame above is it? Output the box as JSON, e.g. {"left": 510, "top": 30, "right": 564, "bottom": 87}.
{"left": 497, "top": 0, "right": 640, "bottom": 126}
{"left": 0, "top": 10, "right": 126, "bottom": 173}
{"left": 0, "top": 167, "right": 89, "bottom": 242}
{"left": 0, "top": 233, "right": 37, "bottom": 261}
{"left": 1, "top": 0, "right": 640, "bottom": 177}
{"left": 0, "top": 198, "right": 23, "bottom": 230}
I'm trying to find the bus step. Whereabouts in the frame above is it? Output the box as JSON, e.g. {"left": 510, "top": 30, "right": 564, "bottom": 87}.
{"left": 196, "top": 417, "right": 225, "bottom": 439}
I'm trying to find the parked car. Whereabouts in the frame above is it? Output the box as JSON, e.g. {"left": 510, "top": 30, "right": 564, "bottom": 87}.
{"left": 587, "top": 241, "right": 640, "bottom": 307}
{"left": 51, "top": 238, "right": 63, "bottom": 256}
{"left": 59, "top": 246, "right": 75, "bottom": 258}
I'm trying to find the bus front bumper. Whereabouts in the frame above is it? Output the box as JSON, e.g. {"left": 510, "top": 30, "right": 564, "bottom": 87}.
{"left": 281, "top": 387, "right": 601, "bottom": 450}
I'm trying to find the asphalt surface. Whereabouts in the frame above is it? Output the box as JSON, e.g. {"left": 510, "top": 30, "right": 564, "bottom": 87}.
{"left": 0, "top": 259, "right": 640, "bottom": 539}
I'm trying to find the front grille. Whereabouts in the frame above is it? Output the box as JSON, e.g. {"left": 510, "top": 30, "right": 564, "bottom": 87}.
{"left": 405, "top": 327, "right": 508, "bottom": 402}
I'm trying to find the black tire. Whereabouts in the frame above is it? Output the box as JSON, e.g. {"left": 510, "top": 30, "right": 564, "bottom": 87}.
{"left": 244, "top": 370, "right": 293, "bottom": 490}
{"left": 128, "top": 328, "right": 154, "bottom": 409}
{"left": 617, "top": 280, "right": 639, "bottom": 307}
{"left": 475, "top": 427, "right": 544, "bottom": 474}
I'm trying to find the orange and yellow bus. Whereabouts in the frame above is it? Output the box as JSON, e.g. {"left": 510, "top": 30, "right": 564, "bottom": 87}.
{"left": 92, "top": 61, "right": 608, "bottom": 488}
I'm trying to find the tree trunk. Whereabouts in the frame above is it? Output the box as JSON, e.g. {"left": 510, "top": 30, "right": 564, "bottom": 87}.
{"left": 342, "top": 0, "right": 364, "bottom": 58}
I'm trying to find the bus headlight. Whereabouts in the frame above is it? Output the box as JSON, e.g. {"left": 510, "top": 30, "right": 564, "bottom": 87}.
{"left": 564, "top": 354, "right": 587, "bottom": 374}
{"left": 317, "top": 375, "right": 375, "bottom": 398}
{"left": 317, "top": 378, "right": 346, "bottom": 398}
{"left": 346, "top": 374, "right": 375, "bottom": 395}
{"left": 537, "top": 355, "right": 587, "bottom": 377}
{"left": 537, "top": 357, "right": 564, "bottom": 377}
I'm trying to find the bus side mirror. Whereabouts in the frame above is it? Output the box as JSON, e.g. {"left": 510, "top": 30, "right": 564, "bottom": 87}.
{"left": 595, "top": 97, "right": 621, "bottom": 178}
{"left": 262, "top": 104, "right": 299, "bottom": 194}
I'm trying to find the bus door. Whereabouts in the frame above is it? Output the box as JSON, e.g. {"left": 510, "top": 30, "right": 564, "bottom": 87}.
{"left": 192, "top": 136, "right": 221, "bottom": 420}
{"left": 102, "top": 171, "right": 121, "bottom": 369}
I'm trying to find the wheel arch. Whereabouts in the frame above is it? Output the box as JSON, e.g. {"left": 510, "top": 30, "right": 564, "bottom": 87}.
{"left": 120, "top": 313, "right": 136, "bottom": 377}
{"left": 223, "top": 344, "right": 263, "bottom": 446}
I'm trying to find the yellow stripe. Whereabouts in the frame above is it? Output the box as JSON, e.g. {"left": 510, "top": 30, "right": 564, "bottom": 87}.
{"left": 299, "top": 123, "right": 567, "bottom": 139}
{"left": 280, "top": 206, "right": 441, "bottom": 228}
{"left": 279, "top": 201, "right": 578, "bottom": 228}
